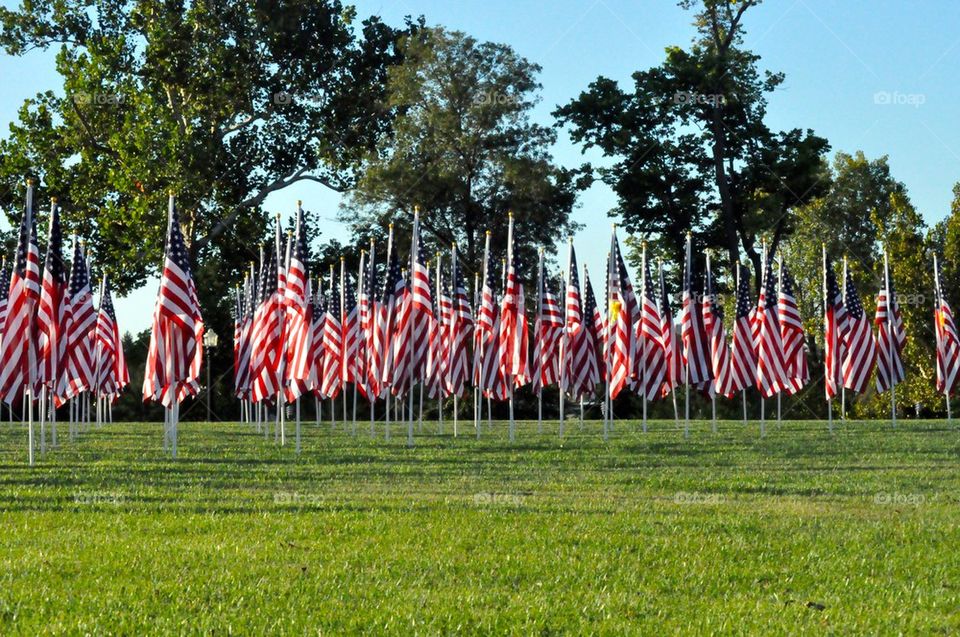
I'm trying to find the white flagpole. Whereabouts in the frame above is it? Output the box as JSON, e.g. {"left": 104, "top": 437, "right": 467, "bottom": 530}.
{"left": 738, "top": 265, "right": 747, "bottom": 426}
{"left": 706, "top": 249, "right": 715, "bottom": 434}
{"left": 473, "top": 272, "right": 480, "bottom": 436}
{"left": 295, "top": 397, "right": 301, "bottom": 455}
{"left": 506, "top": 212, "right": 516, "bottom": 444}
{"left": 435, "top": 255, "right": 443, "bottom": 436}
{"left": 934, "top": 254, "right": 952, "bottom": 425}
{"left": 560, "top": 237, "right": 573, "bottom": 437}
{"left": 642, "top": 242, "right": 649, "bottom": 434}
{"left": 884, "top": 248, "right": 897, "bottom": 429}
{"left": 453, "top": 394, "right": 459, "bottom": 437}
{"left": 406, "top": 208, "right": 422, "bottom": 449}
{"left": 536, "top": 248, "right": 544, "bottom": 434}
{"left": 50, "top": 388, "right": 57, "bottom": 448}
{"left": 39, "top": 387, "right": 46, "bottom": 458}
{"left": 760, "top": 240, "right": 767, "bottom": 439}
{"left": 776, "top": 257, "right": 783, "bottom": 427}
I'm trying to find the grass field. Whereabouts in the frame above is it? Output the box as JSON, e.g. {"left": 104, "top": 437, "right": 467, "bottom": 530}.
{"left": 0, "top": 416, "right": 958, "bottom": 634}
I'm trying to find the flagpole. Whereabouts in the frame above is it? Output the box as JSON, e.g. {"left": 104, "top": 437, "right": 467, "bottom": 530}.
{"left": 536, "top": 248, "right": 544, "bottom": 434}
{"left": 884, "top": 248, "right": 897, "bottom": 429}
{"left": 560, "top": 237, "right": 573, "bottom": 438}
{"left": 759, "top": 240, "right": 767, "bottom": 439}
{"left": 841, "top": 255, "right": 848, "bottom": 422}
{"left": 934, "top": 254, "right": 952, "bottom": 425}
{"left": 406, "top": 208, "right": 421, "bottom": 449}
{"left": 506, "top": 212, "right": 516, "bottom": 444}
{"left": 776, "top": 257, "right": 783, "bottom": 427}
{"left": 642, "top": 242, "right": 649, "bottom": 434}
{"left": 684, "top": 233, "right": 692, "bottom": 439}
{"left": 295, "top": 397, "right": 301, "bottom": 454}
{"left": 453, "top": 394, "right": 458, "bottom": 437}
{"left": 473, "top": 272, "right": 480, "bottom": 436}
{"left": 821, "top": 245, "right": 833, "bottom": 433}
{"left": 383, "top": 224, "right": 396, "bottom": 442}
{"left": 706, "top": 249, "right": 715, "bottom": 434}
{"left": 435, "top": 255, "right": 443, "bottom": 436}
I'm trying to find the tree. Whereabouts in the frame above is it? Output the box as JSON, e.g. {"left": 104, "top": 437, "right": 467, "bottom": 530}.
{"left": 338, "top": 27, "right": 587, "bottom": 278}
{"left": 554, "top": 0, "right": 829, "bottom": 284}
{"left": 0, "top": 0, "right": 420, "bottom": 293}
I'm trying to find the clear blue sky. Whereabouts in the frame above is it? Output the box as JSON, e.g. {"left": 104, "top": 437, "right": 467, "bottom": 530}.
{"left": 2, "top": 0, "right": 959, "bottom": 334}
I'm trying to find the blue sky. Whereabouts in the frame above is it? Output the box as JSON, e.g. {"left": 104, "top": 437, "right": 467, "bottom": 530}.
{"left": 2, "top": 0, "right": 960, "bottom": 334}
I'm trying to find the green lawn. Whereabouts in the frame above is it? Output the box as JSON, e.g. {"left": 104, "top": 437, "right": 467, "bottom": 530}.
{"left": 0, "top": 417, "right": 958, "bottom": 634}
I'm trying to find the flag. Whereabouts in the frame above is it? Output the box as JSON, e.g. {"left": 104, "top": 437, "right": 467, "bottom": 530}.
{"left": 778, "top": 261, "right": 808, "bottom": 394}
{"left": 728, "top": 266, "right": 757, "bottom": 397}
{"left": 474, "top": 232, "right": 497, "bottom": 388}
{"left": 702, "top": 258, "right": 731, "bottom": 399}
{"left": 755, "top": 253, "right": 788, "bottom": 399}
{"left": 680, "top": 234, "right": 711, "bottom": 387}
{"left": 840, "top": 265, "right": 876, "bottom": 394}
{"left": 657, "top": 261, "right": 683, "bottom": 398}
{"left": 37, "top": 198, "right": 67, "bottom": 396}
{"left": 498, "top": 214, "right": 528, "bottom": 387}
{"left": 560, "top": 241, "right": 582, "bottom": 397}
{"left": 361, "top": 242, "right": 379, "bottom": 399}
{"left": 59, "top": 239, "right": 94, "bottom": 402}
{"left": 282, "top": 207, "right": 314, "bottom": 400}
{"left": 249, "top": 225, "right": 283, "bottom": 404}
{"left": 0, "top": 182, "right": 41, "bottom": 404}
{"left": 0, "top": 259, "right": 10, "bottom": 348}
{"left": 639, "top": 248, "right": 666, "bottom": 401}
{"left": 875, "top": 252, "right": 906, "bottom": 394}
{"left": 532, "top": 251, "right": 562, "bottom": 393}
{"left": 378, "top": 236, "right": 405, "bottom": 396}
{"left": 447, "top": 245, "right": 473, "bottom": 398}
{"left": 408, "top": 214, "right": 434, "bottom": 383}
{"left": 608, "top": 300, "right": 630, "bottom": 400}
{"left": 233, "top": 281, "right": 252, "bottom": 400}
{"left": 310, "top": 278, "right": 326, "bottom": 398}
{"left": 94, "top": 276, "right": 125, "bottom": 398}
{"left": 341, "top": 258, "right": 360, "bottom": 386}
{"left": 582, "top": 265, "right": 605, "bottom": 384}
{"left": 322, "top": 266, "right": 343, "bottom": 399}
{"left": 934, "top": 256, "right": 960, "bottom": 395}
{"left": 427, "top": 258, "right": 450, "bottom": 400}
{"left": 823, "top": 255, "right": 847, "bottom": 401}
{"left": 142, "top": 195, "right": 204, "bottom": 407}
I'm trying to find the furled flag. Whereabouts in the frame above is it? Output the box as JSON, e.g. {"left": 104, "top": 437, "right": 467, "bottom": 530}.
{"left": 322, "top": 266, "right": 343, "bottom": 400}
{"left": 0, "top": 258, "right": 9, "bottom": 346}
{"left": 341, "top": 258, "right": 360, "bottom": 388}
{"left": 408, "top": 214, "right": 434, "bottom": 384}
{"left": 875, "top": 251, "right": 906, "bottom": 393}
{"left": 94, "top": 275, "right": 127, "bottom": 398}
{"left": 361, "top": 241, "right": 379, "bottom": 399}
{"left": 0, "top": 181, "right": 41, "bottom": 404}
{"left": 142, "top": 195, "right": 204, "bottom": 407}
{"left": 446, "top": 245, "right": 473, "bottom": 398}
{"left": 310, "top": 278, "right": 326, "bottom": 398}
{"left": 480, "top": 252, "right": 508, "bottom": 400}
{"left": 570, "top": 263, "right": 601, "bottom": 400}
{"left": 474, "top": 232, "right": 497, "bottom": 388}
{"left": 754, "top": 251, "right": 788, "bottom": 399}
{"left": 611, "top": 233, "right": 639, "bottom": 384}
{"left": 582, "top": 265, "right": 605, "bottom": 384}
{"left": 60, "top": 239, "right": 94, "bottom": 403}
{"left": 823, "top": 254, "right": 848, "bottom": 401}
{"left": 250, "top": 228, "right": 282, "bottom": 404}
{"left": 233, "top": 281, "right": 250, "bottom": 399}
{"left": 427, "top": 257, "right": 450, "bottom": 400}
{"left": 728, "top": 266, "right": 757, "bottom": 398}
{"left": 499, "top": 213, "right": 528, "bottom": 387}
{"left": 639, "top": 246, "right": 666, "bottom": 401}
{"left": 608, "top": 299, "right": 630, "bottom": 400}
{"left": 560, "top": 240, "right": 582, "bottom": 398}
{"left": 532, "top": 250, "right": 560, "bottom": 393}
{"left": 702, "top": 256, "right": 731, "bottom": 399}
{"left": 37, "top": 198, "right": 67, "bottom": 398}
{"left": 840, "top": 264, "right": 876, "bottom": 393}
{"left": 933, "top": 255, "right": 960, "bottom": 396}
{"left": 657, "top": 260, "right": 683, "bottom": 398}
{"left": 282, "top": 206, "right": 313, "bottom": 401}
{"left": 379, "top": 233, "right": 405, "bottom": 396}
{"left": 778, "top": 261, "right": 808, "bottom": 394}
{"left": 680, "top": 234, "right": 711, "bottom": 388}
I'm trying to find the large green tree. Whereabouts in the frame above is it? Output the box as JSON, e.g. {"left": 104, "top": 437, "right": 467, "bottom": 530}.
{"left": 0, "top": 0, "right": 419, "bottom": 293}
{"left": 338, "top": 27, "right": 587, "bottom": 278}
{"left": 554, "top": 0, "right": 829, "bottom": 284}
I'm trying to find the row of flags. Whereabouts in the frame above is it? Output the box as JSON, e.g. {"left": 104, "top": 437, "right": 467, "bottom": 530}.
{"left": 1, "top": 181, "right": 129, "bottom": 411}
{"left": 231, "top": 211, "right": 950, "bottom": 422}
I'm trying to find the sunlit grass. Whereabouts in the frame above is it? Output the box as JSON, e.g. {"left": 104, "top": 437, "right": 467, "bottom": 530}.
{"left": 0, "top": 417, "right": 958, "bottom": 634}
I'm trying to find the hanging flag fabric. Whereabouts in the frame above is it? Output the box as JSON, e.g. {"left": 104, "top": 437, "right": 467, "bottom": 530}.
{"left": 728, "top": 266, "right": 757, "bottom": 397}
{"left": 639, "top": 251, "right": 666, "bottom": 401}
{"left": 934, "top": 257, "right": 960, "bottom": 395}
{"left": 754, "top": 253, "right": 788, "bottom": 399}
{"left": 840, "top": 265, "right": 876, "bottom": 394}
{"left": 778, "top": 262, "right": 808, "bottom": 395}
{"left": 702, "top": 262, "right": 731, "bottom": 399}
{"left": 37, "top": 199, "right": 67, "bottom": 398}
{"left": 875, "top": 253, "right": 906, "bottom": 393}
{"left": 446, "top": 246, "right": 473, "bottom": 398}
{"left": 680, "top": 235, "right": 711, "bottom": 387}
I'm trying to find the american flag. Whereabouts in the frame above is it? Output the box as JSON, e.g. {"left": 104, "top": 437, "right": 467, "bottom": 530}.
{"left": 59, "top": 239, "right": 94, "bottom": 402}
{"left": 322, "top": 266, "right": 343, "bottom": 399}
{"left": 607, "top": 299, "right": 630, "bottom": 400}
{"left": 702, "top": 260, "right": 730, "bottom": 399}
{"left": 934, "top": 256, "right": 960, "bottom": 395}
{"left": 728, "top": 266, "right": 757, "bottom": 397}
{"left": 532, "top": 250, "right": 562, "bottom": 392}
{"left": 777, "top": 262, "right": 808, "bottom": 395}
{"left": 309, "top": 278, "right": 326, "bottom": 398}
{"left": 361, "top": 242, "right": 378, "bottom": 399}
{"left": 498, "top": 214, "right": 528, "bottom": 388}
{"left": 823, "top": 255, "right": 847, "bottom": 401}
{"left": 612, "top": 236, "right": 639, "bottom": 384}
{"left": 875, "top": 253, "right": 906, "bottom": 393}
{"left": 0, "top": 182, "right": 41, "bottom": 404}
{"left": 282, "top": 208, "right": 313, "bottom": 400}
{"left": 0, "top": 258, "right": 9, "bottom": 348}
{"left": 657, "top": 260, "right": 683, "bottom": 398}
{"left": 840, "top": 265, "right": 876, "bottom": 394}
{"left": 427, "top": 258, "right": 450, "bottom": 400}
{"left": 582, "top": 265, "right": 605, "bottom": 373}
{"left": 233, "top": 281, "right": 251, "bottom": 399}
{"left": 408, "top": 216, "right": 434, "bottom": 383}
{"left": 754, "top": 253, "right": 788, "bottom": 399}
{"left": 37, "top": 199, "right": 67, "bottom": 396}
{"left": 378, "top": 237, "right": 404, "bottom": 396}
{"left": 474, "top": 233, "right": 497, "bottom": 387}
{"left": 249, "top": 229, "right": 282, "bottom": 404}
{"left": 479, "top": 249, "right": 507, "bottom": 400}
{"left": 639, "top": 250, "right": 666, "bottom": 401}
{"left": 142, "top": 195, "right": 204, "bottom": 407}
{"left": 341, "top": 258, "right": 360, "bottom": 387}
{"left": 446, "top": 245, "right": 472, "bottom": 398}
{"left": 560, "top": 242, "right": 582, "bottom": 397}
{"left": 680, "top": 235, "right": 711, "bottom": 387}
{"left": 389, "top": 268, "right": 413, "bottom": 398}
{"left": 94, "top": 276, "right": 127, "bottom": 398}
